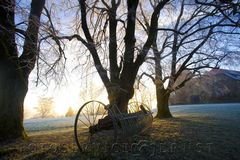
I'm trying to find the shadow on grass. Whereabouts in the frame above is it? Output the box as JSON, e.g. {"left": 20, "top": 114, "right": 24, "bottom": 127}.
{"left": 1, "top": 115, "right": 240, "bottom": 160}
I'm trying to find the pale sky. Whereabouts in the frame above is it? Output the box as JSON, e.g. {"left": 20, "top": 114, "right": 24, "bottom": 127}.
{"left": 22, "top": 1, "right": 240, "bottom": 119}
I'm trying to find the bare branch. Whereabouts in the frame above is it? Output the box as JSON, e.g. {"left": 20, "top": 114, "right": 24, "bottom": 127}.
{"left": 78, "top": 0, "right": 111, "bottom": 88}
{"left": 134, "top": 0, "right": 170, "bottom": 67}
{"left": 19, "top": 0, "right": 46, "bottom": 76}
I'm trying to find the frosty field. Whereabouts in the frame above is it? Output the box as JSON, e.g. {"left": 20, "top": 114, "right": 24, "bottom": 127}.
{"left": 1, "top": 103, "right": 239, "bottom": 160}
{"left": 24, "top": 103, "right": 240, "bottom": 133}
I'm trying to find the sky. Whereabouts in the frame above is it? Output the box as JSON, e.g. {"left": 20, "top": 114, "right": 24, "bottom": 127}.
{"left": 21, "top": 0, "right": 240, "bottom": 119}
{"left": 23, "top": 58, "right": 155, "bottom": 118}
{"left": 23, "top": 49, "right": 109, "bottom": 118}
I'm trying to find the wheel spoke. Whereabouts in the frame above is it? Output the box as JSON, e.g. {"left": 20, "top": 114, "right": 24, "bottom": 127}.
{"left": 74, "top": 101, "right": 109, "bottom": 152}
{"left": 92, "top": 102, "right": 95, "bottom": 125}
{"left": 86, "top": 105, "right": 92, "bottom": 126}
{"left": 100, "top": 110, "right": 107, "bottom": 119}
{"left": 78, "top": 118, "right": 89, "bottom": 128}
{"left": 93, "top": 103, "right": 100, "bottom": 124}
{"left": 82, "top": 109, "right": 92, "bottom": 126}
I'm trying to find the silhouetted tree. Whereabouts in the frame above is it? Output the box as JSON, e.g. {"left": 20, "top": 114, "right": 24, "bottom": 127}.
{"left": 65, "top": 107, "right": 75, "bottom": 117}
{"left": 0, "top": 0, "right": 46, "bottom": 140}
{"left": 139, "top": 0, "right": 240, "bottom": 118}
{"left": 56, "top": 0, "right": 170, "bottom": 113}
{"left": 35, "top": 97, "right": 54, "bottom": 118}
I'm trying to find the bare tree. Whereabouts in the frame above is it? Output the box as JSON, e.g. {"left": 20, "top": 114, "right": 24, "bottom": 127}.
{"left": 195, "top": 0, "right": 240, "bottom": 25}
{"left": 0, "top": 0, "right": 46, "bottom": 140}
{"left": 54, "top": 0, "right": 170, "bottom": 113}
{"left": 65, "top": 106, "right": 75, "bottom": 117}
{"left": 139, "top": 0, "right": 240, "bottom": 118}
{"left": 0, "top": 0, "right": 66, "bottom": 140}
{"left": 35, "top": 97, "right": 54, "bottom": 118}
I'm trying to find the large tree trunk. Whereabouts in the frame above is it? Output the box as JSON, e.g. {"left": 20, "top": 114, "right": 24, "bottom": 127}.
{"left": 0, "top": 0, "right": 45, "bottom": 141}
{"left": 0, "top": 60, "right": 28, "bottom": 140}
{"left": 108, "top": 66, "right": 137, "bottom": 113}
{"left": 0, "top": 0, "right": 27, "bottom": 140}
{"left": 152, "top": 40, "right": 173, "bottom": 118}
{"left": 155, "top": 88, "right": 173, "bottom": 119}
{"left": 108, "top": 84, "right": 134, "bottom": 113}
{"left": 109, "top": 92, "right": 131, "bottom": 113}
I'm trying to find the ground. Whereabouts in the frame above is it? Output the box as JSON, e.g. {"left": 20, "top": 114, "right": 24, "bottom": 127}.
{"left": 0, "top": 103, "right": 240, "bottom": 160}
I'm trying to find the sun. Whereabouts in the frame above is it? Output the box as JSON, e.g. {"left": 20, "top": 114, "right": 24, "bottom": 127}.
{"left": 54, "top": 93, "right": 80, "bottom": 116}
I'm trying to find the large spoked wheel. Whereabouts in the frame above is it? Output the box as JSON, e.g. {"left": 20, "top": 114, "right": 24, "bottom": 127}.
{"left": 74, "top": 101, "right": 108, "bottom": 152}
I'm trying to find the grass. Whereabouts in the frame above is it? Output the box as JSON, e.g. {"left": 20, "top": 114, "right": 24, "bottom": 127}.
{"left": 1, "top": 114, "right": 240, "bottom": 160}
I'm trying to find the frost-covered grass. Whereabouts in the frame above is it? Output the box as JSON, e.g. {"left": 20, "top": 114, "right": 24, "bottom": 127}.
{"left": 24, "top": 103, "right": 240, "bottom": 133}
{"left": 24, "top": 115, "right": 106, "bottom": 133}
{"left": 154, "top": 103, "right": 240, "bottom": 120}
{"left": 24, "top": 116, "right": 75, "bottom": 132}
{"left": 1, "top": 103, "right": 238, "bottom": 159}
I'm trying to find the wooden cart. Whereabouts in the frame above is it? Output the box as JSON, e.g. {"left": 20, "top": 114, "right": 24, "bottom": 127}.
{"left": 74, "top": 100, "right": 153, "bottom": 152}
